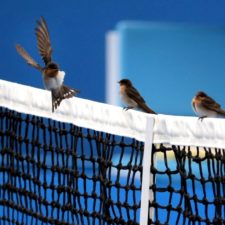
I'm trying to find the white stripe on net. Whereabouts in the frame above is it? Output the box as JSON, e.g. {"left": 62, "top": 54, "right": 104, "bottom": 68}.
{"left": 0, "top": 79, "right": 225, "bottom": 148}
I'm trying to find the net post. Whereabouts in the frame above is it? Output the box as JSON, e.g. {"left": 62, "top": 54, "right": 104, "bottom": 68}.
{"left": 140, "top": 116, "right": 154, "bottom": 225}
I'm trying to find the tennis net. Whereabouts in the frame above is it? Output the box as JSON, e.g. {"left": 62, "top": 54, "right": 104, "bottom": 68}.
{"left": 0, "top": 79, "right": 225, "bottom": 225}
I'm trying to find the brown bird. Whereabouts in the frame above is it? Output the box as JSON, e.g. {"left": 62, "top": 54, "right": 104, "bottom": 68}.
{"left": 192, "top": 91, "right": 225, "bottom": 119}
{"left": 16, "top": 16, "right": 79, "bottom": 112}
{"left": 118, "top": 79, "right": 156, "bottom": 114}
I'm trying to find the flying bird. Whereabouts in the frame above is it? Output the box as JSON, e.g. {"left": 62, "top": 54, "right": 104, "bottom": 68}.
{"left": 118, "top": 79, "right": 156, "bottom": 114}
{"left": 16, "top": 17, "right": 79, "bottom": 112}
{"left": 192, "top": 91, "right": 225, "bottom": 119}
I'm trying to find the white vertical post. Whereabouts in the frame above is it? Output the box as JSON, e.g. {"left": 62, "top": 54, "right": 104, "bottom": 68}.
{"left": 140, "top": 116, "right": 155, "bottom": 225}
{"left": 105, "top": 31, "right": 120, "bottom": 106}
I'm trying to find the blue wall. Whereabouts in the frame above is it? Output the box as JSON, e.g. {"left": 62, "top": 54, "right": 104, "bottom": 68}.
{"left": 117, "top": 22, "right": 225, "bottom": 115}
{"left": 1, "top": 0, "right": 225, "bottom": 113}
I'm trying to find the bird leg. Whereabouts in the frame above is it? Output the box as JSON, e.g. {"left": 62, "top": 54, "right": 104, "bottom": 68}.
{"left": 51, "top": 92, "right": 56, "bottom": 112}
{"left": 123, "top": 106, "right": 134, "bottom": 111}
{"left": 198, "top": 115, "right": 207, "bottom": 121}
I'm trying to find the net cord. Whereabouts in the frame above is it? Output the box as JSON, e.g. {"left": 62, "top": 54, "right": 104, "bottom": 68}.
{"left": 140, "top": 117, "right": 154, "bottom": 225}
{"left": 1, "top": 79, "right": 225, "bottom": 148}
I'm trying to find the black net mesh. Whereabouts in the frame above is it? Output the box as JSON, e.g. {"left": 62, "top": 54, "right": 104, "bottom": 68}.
{"left": 1, "top": 106, "right": 225, "bottom": 225}
{"left": 0, "top": 107, "right": 143, "bottom": 225}
{"left": 149, "top": 144, "right": 225, "bottom": 225}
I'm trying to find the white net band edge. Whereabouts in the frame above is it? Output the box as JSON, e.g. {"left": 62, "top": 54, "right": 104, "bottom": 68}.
{"left": 0, "top": 79, "right": 225, "bottom": 149}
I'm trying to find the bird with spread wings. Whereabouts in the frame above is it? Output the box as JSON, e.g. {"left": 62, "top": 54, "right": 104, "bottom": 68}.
{"left": 16, "top": 16, "right": 79, "bottom": 112}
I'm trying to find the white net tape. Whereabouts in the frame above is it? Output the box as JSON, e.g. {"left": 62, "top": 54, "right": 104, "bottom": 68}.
{"left": 0, "top": 79, "right": 225, "bottom": 148}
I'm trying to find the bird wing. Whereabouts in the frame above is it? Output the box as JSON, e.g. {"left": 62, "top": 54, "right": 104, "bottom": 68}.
{"left": 126, "top": 86, "right": 156, "bottom": 114}
{"left": 35, "top": 16, "right": 53, "bottom": 65}
{"left": 201, "top": 96, "right": 225, "bottom": 116}
{"left": 126, "top": 86, "right": 146, "bottom": 104}
{"left": 200, "top": 95, "right": 222, "bottom": 112}
{"left": 16, "top": 44, "right": 43, "bottom": 71}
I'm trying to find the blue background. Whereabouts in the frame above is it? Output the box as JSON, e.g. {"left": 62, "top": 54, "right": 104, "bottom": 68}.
{"left": 117, "top": 22, "right": 225, "bottom": 115}
{"left": 1, "top": 0, "right": 225, "bottom": 115}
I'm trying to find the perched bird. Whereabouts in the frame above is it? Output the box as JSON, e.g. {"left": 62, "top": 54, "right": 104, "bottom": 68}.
{"left": 118, "top": 79, "right": 156, "bottom": 114}
{"left": 192, "top": 91, "right": 225, "bottom": 119}
{"left": 16, "top": 17, "right": 79, "bottom": 112}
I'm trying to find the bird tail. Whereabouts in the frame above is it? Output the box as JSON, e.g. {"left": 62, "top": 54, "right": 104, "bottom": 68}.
{"left": 216, "top": 108, "right": 225, "bottom": 116}
{"left": 138, "top": 102, "right": 157, "bottom": 114}
{"left": 61, "top": 85, "right": 80, "bottom": 99}
{"left": 51, "top": 85, "right": 80, "bottom": 112}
